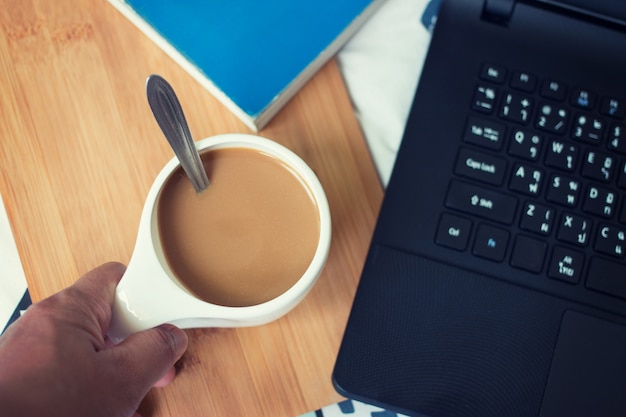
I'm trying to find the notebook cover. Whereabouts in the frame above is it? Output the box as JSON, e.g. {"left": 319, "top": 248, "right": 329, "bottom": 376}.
{"left": 107, "top": 0, "right": 385, "bottom": 131}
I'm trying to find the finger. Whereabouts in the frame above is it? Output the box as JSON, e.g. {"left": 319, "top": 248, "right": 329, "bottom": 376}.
{"left": 153, "top": 366, "right": 176, "bottom": 387}
{"left": 64, "top": 262, "right": 127, "bottom": 334}
{"left": 106, "top": 336, "right": 177, "bottom": 388}
{"left": 31, "top": 263, "right": 127, "bottom": 344}
{"left": 107, "top": 336, "right": 177, "bottom": 388}
{"left": 72, "top": 262, "right": 127, "bottom": 306}
{"left": 108, "top": 324, "right": 188, "bottom": 389}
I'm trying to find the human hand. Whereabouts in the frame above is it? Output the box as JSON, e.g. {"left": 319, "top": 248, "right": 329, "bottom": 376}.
{"left": 0, "top": 262, "right": 188, "bottom": 417}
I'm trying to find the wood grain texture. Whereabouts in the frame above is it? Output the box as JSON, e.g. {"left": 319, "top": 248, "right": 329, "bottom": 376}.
{"left": 0, "top": 0, "right": 383, "bottom": 415}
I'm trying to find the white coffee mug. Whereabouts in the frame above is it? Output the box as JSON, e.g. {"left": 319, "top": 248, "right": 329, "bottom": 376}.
{"left": 107, "top": 134, "right": 331, "bottom": 343}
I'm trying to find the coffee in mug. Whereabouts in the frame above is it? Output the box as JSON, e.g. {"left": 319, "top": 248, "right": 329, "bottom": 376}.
{"left": 157, "top": 147, "right": 320, "bottom": 307}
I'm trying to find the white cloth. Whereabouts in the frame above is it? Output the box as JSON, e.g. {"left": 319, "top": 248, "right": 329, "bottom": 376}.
{"left": 337, "top": 0, "right": 433, "bottom": 186}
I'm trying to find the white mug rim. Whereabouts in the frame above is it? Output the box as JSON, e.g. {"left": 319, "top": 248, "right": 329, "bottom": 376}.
{"left": 145, "top": 133, "right": 332, "bottom": 316}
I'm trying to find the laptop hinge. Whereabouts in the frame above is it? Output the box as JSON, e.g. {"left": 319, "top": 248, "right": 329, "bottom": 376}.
{"left": 482, "top": 0, "right": 516, "bottom": 24}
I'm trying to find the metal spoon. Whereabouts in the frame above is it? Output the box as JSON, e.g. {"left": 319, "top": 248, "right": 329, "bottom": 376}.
{"left": 146, "top": 74, "right": 209, "bottom": 193}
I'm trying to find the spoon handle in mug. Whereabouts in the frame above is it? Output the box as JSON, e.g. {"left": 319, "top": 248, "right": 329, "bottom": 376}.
{"left": 146, "top": 74, "right": 209, "bottom": 193}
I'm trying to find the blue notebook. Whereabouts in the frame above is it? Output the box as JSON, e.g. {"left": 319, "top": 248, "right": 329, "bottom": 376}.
{"left": 108, "top": 0, "right": 385, "bottom": 131}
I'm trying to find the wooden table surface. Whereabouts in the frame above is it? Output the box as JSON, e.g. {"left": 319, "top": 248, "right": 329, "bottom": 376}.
{"left": 0, "top": 0, "right": 383, "bottom": 415}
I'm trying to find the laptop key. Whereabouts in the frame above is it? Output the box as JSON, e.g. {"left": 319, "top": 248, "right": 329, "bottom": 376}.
{"left": 600, "top": 97, "right": 626, "bottom": 119}
{"left": 582, "top": 185, "right": 616, "bottom": 218}
{"left": 571, "top": 113, "right": 605, "bottom": 144}
{"left": 445, "top": 180, "right": 518, "bottom": 224}
{"left": 548, "top": 246, "right": 584, "bottom": 283}
{"left": 508, "top": 128, "right": 543, "bottom": 161}
{"left": 557, "top": 212, "right": 591, "bottom": 246}
{"left": 520, "top": 202, "right": 554, "bottom": 235}
{"left": 608, "top": 123, "right": 626, "bottom": 154}
{"left": 581, "top": 150, "right": 614, "bottom": 182}
{"left": 454, "top": 148, "right": 507, "bottom": 185}
{"left": 510, "top": 71, "right": 537, "bottom": 92}
{"left": 435, "top": 213, "right": 473, "bottom": 251}
{"left": 510, "top": 235, "right": 547, "bottom": 272}
{"left": 464, "top": 116, "right": 506, "bottom": 150}
{"left": 473, "top": 84, "right": 498, "bottom": 113}
{"left": 586, "top": 257, "right": 626, "bottom": 300}
{"left": 480, "top": 62, "right": 506, "bottom": 84}
{"left": 509, "top": 163, "right": 543, "bottom": 196}
{"left": 540, "top": 79, "right": 567, "bottom": 101}
{"left": 473, "top": 223, "right": 509, "bottom": 261}
{"left": 544, "top": 139, "right": 578, "bottom": 171}
{"left": 499, "top": 92, "right": 533, "bottom": 124}
{"left": 594, "top": 224, "right": 626, "bottom": 258}
{"left": 536, "top": 102, "right": 569, "bottom": 134}
{"left": 570, "top": 88, "right": 597, "bottom": 110}
{"left": 546, "top": 174, "right": 581, "bottom": 207}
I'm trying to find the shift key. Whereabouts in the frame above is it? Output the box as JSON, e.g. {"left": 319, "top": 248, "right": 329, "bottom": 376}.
{"left": 445, "top": 180, "right": 518, "bottom": 224}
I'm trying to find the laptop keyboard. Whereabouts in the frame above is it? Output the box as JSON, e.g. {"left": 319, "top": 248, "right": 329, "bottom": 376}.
{"left": 436, "top": 62, "right": 626, "bottom": 301}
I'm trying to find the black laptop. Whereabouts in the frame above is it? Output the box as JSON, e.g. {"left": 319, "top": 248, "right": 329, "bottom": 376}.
{"left": 333, "top": 0, "right": 626, "bottom": 416}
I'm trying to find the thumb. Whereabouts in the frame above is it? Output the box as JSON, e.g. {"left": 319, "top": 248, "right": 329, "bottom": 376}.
{"left": 110, "top": 324, "right": 188, "bottom": 389}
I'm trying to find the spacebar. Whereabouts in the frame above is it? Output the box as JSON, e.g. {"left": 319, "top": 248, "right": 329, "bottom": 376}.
{"left": 586, "top": 257, "right": 626, "bottom": 301}
{"left": 445, "top": 180, "right": 518, "bottom": 224}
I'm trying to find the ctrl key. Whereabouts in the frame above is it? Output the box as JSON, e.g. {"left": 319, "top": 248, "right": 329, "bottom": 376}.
{"left": 435, "top": 213, "right": 472, "bottom": 251}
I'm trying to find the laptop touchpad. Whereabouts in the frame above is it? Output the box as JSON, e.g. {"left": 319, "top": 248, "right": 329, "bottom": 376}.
{"left": 539, "top": 310, "right": 626, "bottom": 417}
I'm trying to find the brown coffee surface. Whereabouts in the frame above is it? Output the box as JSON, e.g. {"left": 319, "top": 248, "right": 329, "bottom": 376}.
{"left": 157, "top": 147, "right": 320, "bottom": 307}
